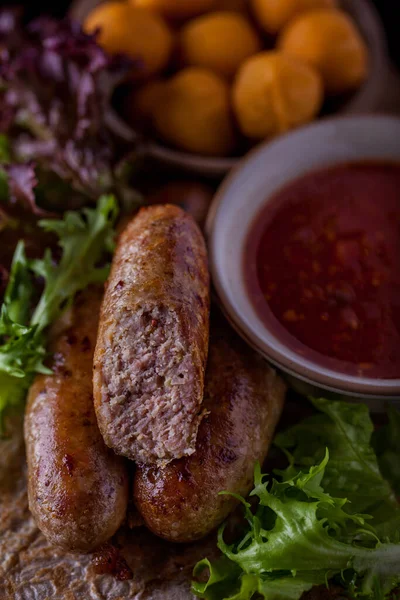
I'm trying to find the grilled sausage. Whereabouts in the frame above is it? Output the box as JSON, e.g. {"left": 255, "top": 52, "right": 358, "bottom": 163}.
{"left": 93, "top": 205, "right": 210, "bottom": 466}
{"left": 24, "top": 287, "right": 129, "bottom": 553}
{"left": 133, "top": 315, "right": 286, "bottom": 542}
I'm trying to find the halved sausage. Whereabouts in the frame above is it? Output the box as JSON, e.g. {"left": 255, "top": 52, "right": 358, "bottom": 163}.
{"left": 93, "top": 205, "right": 210, "bottom": 466}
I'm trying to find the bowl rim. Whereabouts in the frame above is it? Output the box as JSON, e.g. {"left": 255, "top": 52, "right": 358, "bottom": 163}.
{"left": 70, "top": 0, "right": 390, "bottom": 177}
{"left": 206, "top": 114, "right": 400, "bottom": 398}
{"left": 104, "top": 107, "right": 238, "bottom": 176}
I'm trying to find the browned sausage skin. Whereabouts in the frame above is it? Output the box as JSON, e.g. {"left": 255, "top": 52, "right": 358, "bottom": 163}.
{"left": 93, "top": 205, "right": 210, "bottom": 466}
{"left": 133, "top": 316, "right": 286, "bottom": 543}
{"left": 24, "top": 287, "right": 129, "bottom": 553}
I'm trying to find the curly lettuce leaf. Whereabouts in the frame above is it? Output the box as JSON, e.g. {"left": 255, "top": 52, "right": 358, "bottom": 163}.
{"left": 373, "top": 407, "right": 400, "bottom": 498}
{"left": 0, "top": 314, "right": 48, "bottom": 379}
{"left": 0, "top": 195, "right": 118, "bottom": 433}
{"left": 193, "top": 454, "right": 400, "bottom": 600}
{"left": 193, "top": 557, "right": 243, "bottom": 600}
{"left": 31, "top": 194, "right": 117, "bottom": 331}
{"left": 221, "top": 455, "right": 397, "bottom": 573}
{"left": 193, "top": 400, "right": 400, "bottom": 600}
{"left": 1, "top": 241, "right": 35, "bottom": 326}
{"left": 275, "top": 398, "right": 397, "bottom": 521}
{"left": 0, "top": 243, "right": 48, "bottom": 432}
{"left": 193, "top": 558, "right": 324, "bottom": 600}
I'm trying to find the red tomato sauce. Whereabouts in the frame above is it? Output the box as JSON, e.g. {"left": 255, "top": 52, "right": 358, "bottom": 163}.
{"left": 244, "top": 162, "right": 400, "bottom": 379}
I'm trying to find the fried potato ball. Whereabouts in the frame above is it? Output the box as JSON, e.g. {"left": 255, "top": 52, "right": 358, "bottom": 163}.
{"left": 84, "top": 3, "right": 172, "bottom": 78}
{"left": 232, "top": 51, "right": 323, "bottom": 140}
{"left": 251, "top": 0, "right": 337, "bottom": 34}
{"left": 180, "top": 11, "right": 261, "bottom": 79}
{"left": 278, "top": 9, "right": 368, "bottom": 94}
{"left": 131, "top": 0, "right": 215, "bottom": 20}
{"left": 153, "top": 67, "right": 235, "bottom": 156}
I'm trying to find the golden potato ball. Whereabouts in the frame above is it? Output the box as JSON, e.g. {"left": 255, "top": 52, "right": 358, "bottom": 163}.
{"left": 232, "top": 51, "right": 323, "bottom": 140}
{"left": 251, "top": 0, "right": 337, "bottom": 34}
{"left": 278, "top": 9, "right": 368, "bottom": 94}
{"left": 180, "top": 11, "right": 261, "bottom": 79}
{"left": 84, "top": 3, "right": 173, "bottom": 78}
{"left": 153, "top": 67, "right": 235, "bottom": 156}
{"left": 130, "top": 0, "right": 215, "bottom": 20}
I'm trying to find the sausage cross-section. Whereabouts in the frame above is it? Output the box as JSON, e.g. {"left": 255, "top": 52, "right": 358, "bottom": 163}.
{"left": 93, "top": 205, "right": 210, "bottom": 466}
{"left": 133, "top": 315, "right": 286, "bottom": 543}
{"left": 24, "top": 287, "right": 129, "bottom": 553}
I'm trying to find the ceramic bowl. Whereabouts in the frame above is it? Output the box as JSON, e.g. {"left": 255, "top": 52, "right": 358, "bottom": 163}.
{"left": 70, "top": 0, "right": 389, "bottom": 178}
{"left": 206, "top": 115, "right": 400, "bottom": 406}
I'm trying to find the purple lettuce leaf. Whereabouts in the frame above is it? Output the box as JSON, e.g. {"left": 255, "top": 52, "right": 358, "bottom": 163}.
{"left": 2, "top": 162, "right": 54, "bottom": 216}
{"left": 0, "top": 8, "right": 134, "bottom": 203}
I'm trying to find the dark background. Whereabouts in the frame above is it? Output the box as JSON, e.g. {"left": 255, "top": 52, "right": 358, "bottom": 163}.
{"left": 4, "top": 0, "right": 400, "bottom": 68}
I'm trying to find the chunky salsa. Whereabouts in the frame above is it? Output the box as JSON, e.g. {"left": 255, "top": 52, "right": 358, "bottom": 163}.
{"left": 244, "top": 162, "right": 400, "bottom": 379}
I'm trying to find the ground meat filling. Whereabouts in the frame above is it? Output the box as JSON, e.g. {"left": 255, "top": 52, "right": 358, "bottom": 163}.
{"left": 102, "top": 306, "right": 200, "bottom": 463}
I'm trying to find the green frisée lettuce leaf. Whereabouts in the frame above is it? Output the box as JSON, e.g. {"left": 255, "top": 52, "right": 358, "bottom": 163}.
{"left": 2, "top": 241, "right": 35, "bottom": 326}
{"left": 193, "top": 557, "right": 243, "bottom": 600}
{"left": 0, "top": 195, "right": 118, "bottom": 433}
{"left": 193, "top": 400, "right": 400, "bottom": 600}
{"left": 0, "top": 309, "right": 49, "bottom": 378}
{"left": 275, "top": 398, "right": 398, "bottom": 523}
{"left": 0, "top": 241, "right": 49, "bottom": 380}
{"left": 193, "top": 557, "right": 326, "bottom": 600}
{"left": 30, "top": 194, "right": 118, "bottom": 331}
{"left": 0, "top": 243, "right": 48, "bottom": 432}
{"left": 0, "top": 326, "right": 49, "bottom": 433}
